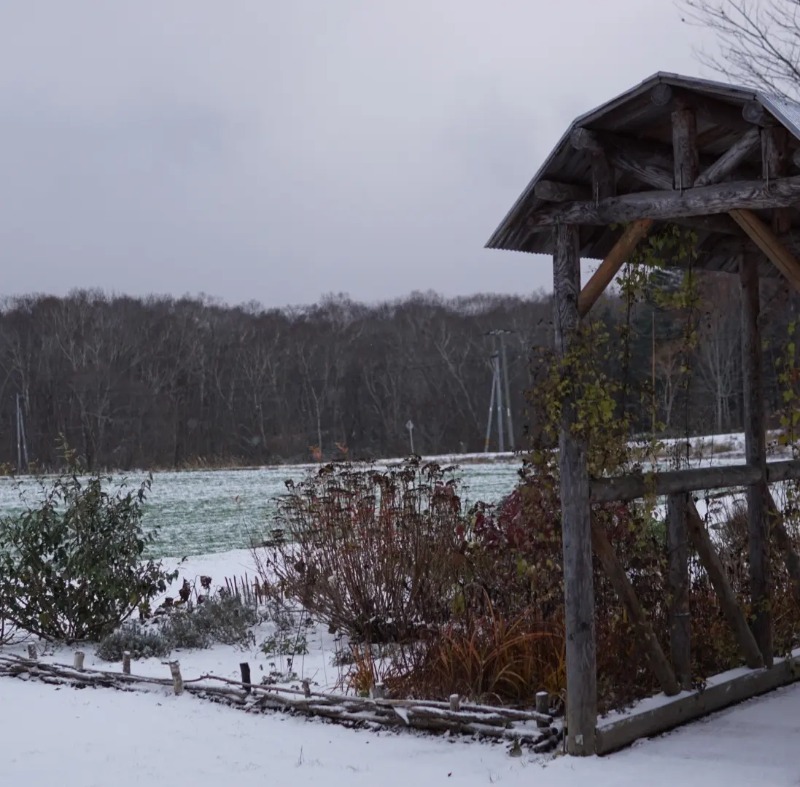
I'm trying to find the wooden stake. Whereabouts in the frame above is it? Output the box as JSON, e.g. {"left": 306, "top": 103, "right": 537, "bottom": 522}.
{"left": 26, "top": 644, "right": 38, "bottom": 661}
{"left": 122, "top": 651, "right": 131, "bottom": 675}
{"left": 449, "top": 694, "right": 461, "bottom": 712}
{"left": 740, "top": 253, "right": 773, "bottom": 665}
{"left": 667, "top": 493, "right": 692, "bottom": 689}
{"left": 535, "top": 692, "right": 550, "bottom": 729}
{"left": 554, "top": 222, "right": 596, "bottom": 756}
{"left": 73, "top": 651, "right": 85, "bottom": 671}
{"left": 239, "top": 662, "right": 251, "bottom": 694}
{"left": 686, "top": 500, "right": 764, "bottom": 669}
{"left": 169, "top": 661, "right": 184, "bottom": 695}
{"left": 591, "top": 522, "right": 681, "bottom": 696}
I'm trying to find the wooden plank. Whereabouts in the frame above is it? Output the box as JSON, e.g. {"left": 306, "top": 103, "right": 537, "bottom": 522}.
{"left": 685, "top": 499, "right": 765, "bottom": 669}
{"left": 667, "top": 493, "right": 691, "bottom": 689}
{"left": 577, "top": 219, "right": 653, "bottom": 317}
{"left": 591, "top": 522, "right": 681, "bottom": 696}
{"left": 740, "top": 253, "right": 773, "bottom": 665}
{"left": 595, "top": 650, "right": 800, "bottom": 755}
{"left": 743, "top": 100, "right": 772, "bottom": 126}
{"left": 534, "top": 180, "right": 591, "bottom": 202}
{"left": 589, "top": 460, "right": 800, "bottom": 504}
{"left": 672, "top": 106, "right": 699, "bottom": 189}
{"left": 729, "top": 208, "right": 800, "bottom": 293}
{"left": 695, "top": 127, "right": 762, "bottom": 187}
{"left": 525, "top": 174, "right": 800, "bottom": 228}
{"left": 553, "top": 223, "right": 596, "bottom": 756}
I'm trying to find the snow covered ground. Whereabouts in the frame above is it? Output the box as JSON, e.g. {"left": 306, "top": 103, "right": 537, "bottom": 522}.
{"left": 2, "top": 672, "right": 799, "bottom": 785}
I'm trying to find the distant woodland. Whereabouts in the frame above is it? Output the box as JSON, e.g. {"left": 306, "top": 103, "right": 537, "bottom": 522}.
{"left": 0, "top": 275, "right": 796, "bottom": 470}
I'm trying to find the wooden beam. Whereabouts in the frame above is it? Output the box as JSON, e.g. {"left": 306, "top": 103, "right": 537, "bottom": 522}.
{"left": 577, "top": 219, "right": 653, "bottom": 316}
{"left": 667, "top": 493, "right": 691, "bottom": 690}
{"left": 553, "top": 223, "right": 596, "bottom": 756}
{"left": 650, "top": 83, "right": 673, "bottom": 107}
{"left": 740, "top": 252, "right": 773, "bottom": 665}
{"left": 762, "top": 126, "right": 792, "bottom": 233}
{"left": 589, "top": 459, "right": 800, "bottom": 504}
{"left": 742, "top": 100, "right": 772, "bottom": 126}
{"left": 695, "top": 126, "right": 762, "bottom": 187}
{"left": 729, "top": 208, "right": 800, "bottom": 293}
{"left": 591, "top": 522, "right": 681, "bottom": 696}
{"left": 534, "top": 180, "right": 592, "bottom": 202}
{"left": 685, "top": 500, "right": 765, "bottom": 670}
{"left": 571, "top": 128, "right": 673, "bottom": 190}
{"left": 672, "top": 107, "right": 699, "bottom": 189}
{"left": 526, "top": 174, "right": 800, "bottom": 228}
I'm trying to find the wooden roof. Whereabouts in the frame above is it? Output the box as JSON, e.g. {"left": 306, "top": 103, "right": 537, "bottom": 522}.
{"left": 486, "top": 72, "right": 800, "bottom": 279}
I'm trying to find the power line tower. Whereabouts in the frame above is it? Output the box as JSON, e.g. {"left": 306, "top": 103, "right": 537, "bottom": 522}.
{"left": 483, "top": 330, "right": 515, "bottom": 452}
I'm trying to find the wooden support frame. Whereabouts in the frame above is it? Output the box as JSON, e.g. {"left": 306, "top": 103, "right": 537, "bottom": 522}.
{"left": 695, "top": 126, "right": 761, "bottom": 187}
{"left": 591, "top": 522, "right": 681, "bottom": 696}
{"left": 766, "top": 488, "right": 800, "bottom": 603}
{"left": 526, "top": 174, "right": 800, "bottom": 228}
{"left": 740, "top": 253, "right": 773, "bottom": 664}
{"left": 672, "top": 105, "right": 699, "bottom": 189}
{"left": 577, "top": 219, "right": 653, "bottom": 316}
{"left": 553, "top": 223, "right": 596, "bottom": 756}
{"left": 666, "top": 493, "right": 691, "bottom": 689}
{"left": 729, "top": 209, "right": 800, "bottom": 293}
{"left": 685, "top": 500, "right": 765, "bottom": 669}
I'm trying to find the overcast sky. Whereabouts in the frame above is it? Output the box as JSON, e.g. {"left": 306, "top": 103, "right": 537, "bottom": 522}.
{"left": 0, "top": 1, "right": 716, "bottom": 308}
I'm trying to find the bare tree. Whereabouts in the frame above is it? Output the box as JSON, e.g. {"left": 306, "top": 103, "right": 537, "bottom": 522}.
{"left": 680, "top": 0, "right": 800, "bottom": 99}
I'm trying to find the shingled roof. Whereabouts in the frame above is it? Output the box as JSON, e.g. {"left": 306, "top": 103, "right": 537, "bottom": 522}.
{"left": 486, "top": 72, "right": 800, "bottom": 277}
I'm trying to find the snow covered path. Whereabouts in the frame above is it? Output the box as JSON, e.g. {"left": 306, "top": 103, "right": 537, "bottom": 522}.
{"left": 1, "top": 677, "right": 798, "bottom": 786}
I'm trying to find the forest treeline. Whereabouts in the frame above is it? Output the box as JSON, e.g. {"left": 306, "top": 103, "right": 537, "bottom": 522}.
{"left": 0, "top": 275, "right": 795, "bottom": 470}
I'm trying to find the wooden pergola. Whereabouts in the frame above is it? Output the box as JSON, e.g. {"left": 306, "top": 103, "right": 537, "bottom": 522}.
{"left": 487, "top": 73, "right": 800, "bottom": 755}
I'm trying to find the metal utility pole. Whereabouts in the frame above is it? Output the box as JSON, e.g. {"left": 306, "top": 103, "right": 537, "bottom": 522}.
{"left": 485, "top": 330, "right": 515, "bottom": 452}
{"left": 15, "top": 394, "right": 29, "bottom": 472}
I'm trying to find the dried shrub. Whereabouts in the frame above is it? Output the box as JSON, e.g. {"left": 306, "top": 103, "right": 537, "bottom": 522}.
{"left": 96, "top": 621, "right": 172, "bottom": 661}
{"left": 253, "top": 458, "right": 465, "bottom": 642}
{"left": 163, "top": 592, "right": 259, "bottom": 650}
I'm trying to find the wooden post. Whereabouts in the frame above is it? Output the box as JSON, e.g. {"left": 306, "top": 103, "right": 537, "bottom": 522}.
{"left": 169, "top": 660, "right": 184, "bottom": 695}
{"left": 667, "top": 493, "right": 691, "bottom": 689}
{"left": 762, "top": 126, "right": 791, "bottom": 233}
{"left": 449, "top": 694, "right": 461, "bottom": 711}
{"left": 553, "top": 222, "right": 596, "bottom": 756}
{"left": 766, "top": 489, "right": 800, "bottom": 602}
{"left": 685, "top": 500, "right": 764, "bottom": 668}
{"left": 73, "top": 651, "right": 85, "bottom": 671}
{"left": 26, "top": 644, "right": 38, "bottom": 661}
{"left": 591, "top": 523, "right": 681, "bottom": 696}
{"left": 122, "top": 651, "right": 131, "bottom": 675}
{"left": 239, "top": 662, "right": 251, "bottom": 694}
{"left": 302, "top": 679, "right": 312, "bottom": 698}
{"left": 740, "top": 252, "right": 773, "bottom": 665}
{"left": 672, "top": 106, "right": 699, "bottom": 189}
{"left": 535, "top": 692, "right": 550, "bottom": 729}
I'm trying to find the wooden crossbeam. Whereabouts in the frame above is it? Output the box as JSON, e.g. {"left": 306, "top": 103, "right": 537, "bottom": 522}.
{"left": 534, "top": 180, "right": 591, "bottom": 202}
{"left": 577, "top": 219, "right": 653, "bottom": 317}
{"left": 526, "top": 175, "right": 800, "bottom": 228}
{"left": 589, "top": 459, "right": 800, "bottom": 504}
{"left": 729, "top": 208, "right": 800, "bottom": 293}
{"left": 695, "top": 127, "right": 761, "bottom": 187}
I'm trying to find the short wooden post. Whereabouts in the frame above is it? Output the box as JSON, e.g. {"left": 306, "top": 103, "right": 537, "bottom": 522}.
{"left": 667, "top": 492, "right": 691, "bottom": 689}
{"left": 239, "top": 662, "right": 251, "bottom": 694}
{"left": 73, "top": 651, "right": 85, "bottom": 671}
{"left": 122, "top": 651, "right": 131, "bottom": 675}
{"left": 686, "top": 500, "right": 764, "bottom": 668}
{"left": 302, "top": 680, "right": 311, "bottom": 698}
{"left": 591, "top": 523, "right": 681, "bottom": 696}
{"left": 370, "top": 683, "right": 386, "bottom": 700}
{"left": 169, "top": 660, "right": 184, "bottom": 695}
{"left": 535, "top": 691, "right": 550, "bottom": 729}
{"left": 553, "top": 222, "right": 596, "bottom": 756}
{"left": 26, "top": 644, "right": 38, "bottom": 661}
{"left": 449, "top": 694, "right": 460, "bottom": 711}
{"left": 740, "top": 252, "right": 773, "bottom": 665}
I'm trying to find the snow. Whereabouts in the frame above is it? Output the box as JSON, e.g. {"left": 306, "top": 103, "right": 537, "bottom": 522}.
{"left": 2, "top": 673, "right": 800, "bottom": 785}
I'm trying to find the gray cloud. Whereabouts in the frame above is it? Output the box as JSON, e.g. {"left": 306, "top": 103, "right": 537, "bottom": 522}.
{"left": 0, "top": 0, "right": 715, "bottom": 307}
